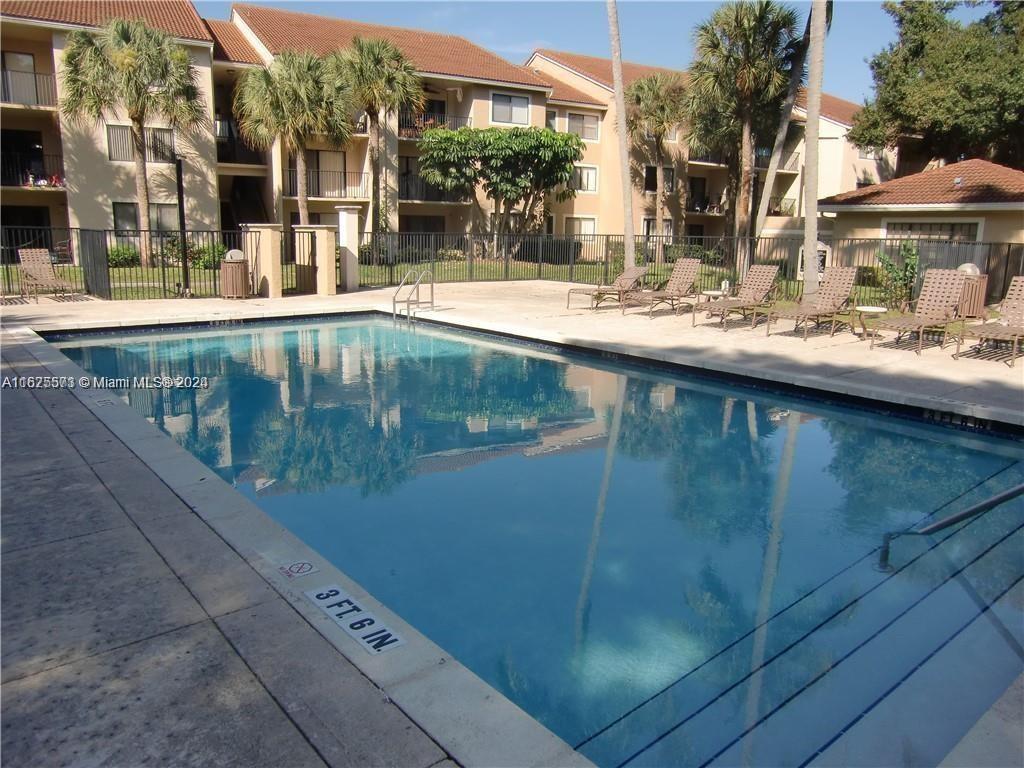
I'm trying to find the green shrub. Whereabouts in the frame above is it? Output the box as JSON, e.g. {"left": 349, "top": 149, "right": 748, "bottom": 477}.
{"left": 877, "top": 242, "right": 919, "bottom": 309}
{"left": 436, "top": 248, "right": 465, "bottom": 261}
{"left": 107, "top": 244, "right": 140, "bottom": 268}
{"left": 191, "top": 242, "right": 227, "bottom": 270}
{"left": 854, "top": 265, "right": 880, "bottom": 287}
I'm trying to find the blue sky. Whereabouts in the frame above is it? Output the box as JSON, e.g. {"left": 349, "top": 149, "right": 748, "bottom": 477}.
{"left": 194, "top": 1, "right": 987, "bottom": 104}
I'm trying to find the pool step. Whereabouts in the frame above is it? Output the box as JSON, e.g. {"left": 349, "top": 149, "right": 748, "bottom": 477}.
{"left": 579, "top": 468, "right": 1024, "bottom": 768}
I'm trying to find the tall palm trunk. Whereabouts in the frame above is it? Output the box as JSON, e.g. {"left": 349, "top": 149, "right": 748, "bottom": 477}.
{"left": 295, "top": 147, "right": 310, "bottom": 225}
{"left": 802, "top": 0, "right": 826, "bottom": 295}
{"left": 607, "top": 0, "right": 635, "bottom": 268}
{"left": 369, "top": 115, "right": 382, "bottom": 234}
{"left": 130, "top": 120, "right": 153, "bottom": 266}
{"left": 736, "top": 112, "right": 754, "bottom": 275}
{"left": 654, "top": 144, "right": 665, "bottom": 266}
{"left": 754, "top": 17, "right": 811, "bottom": 238}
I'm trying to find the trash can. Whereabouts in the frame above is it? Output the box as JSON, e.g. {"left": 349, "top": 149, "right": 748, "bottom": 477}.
{"left": 220, "top": 249, "right": 249, "bottom": 299}
{"left": 956, "top": 263, "right": 987, "bottom": 320}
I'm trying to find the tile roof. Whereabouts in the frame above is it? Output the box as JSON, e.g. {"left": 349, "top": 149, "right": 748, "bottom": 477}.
{"left": 204, "top": 18, "right": 262, "bottom": 64}
{"left": 232, "top": 4, "right": 549, "bottom": 88}
{"left": 0, "top": 0, "right": 212, "bottom": 42}
{"left": 533, "top": 48, "right": 678, "bottom": 90}
{"left": 537, "top": 72, "right": 606, "bottom": 108}
{"left": 819, "top": 159, "right": 1024, "bottom": 207}
{"left": 795, "top": 90, "right": 862, "bottom": 127}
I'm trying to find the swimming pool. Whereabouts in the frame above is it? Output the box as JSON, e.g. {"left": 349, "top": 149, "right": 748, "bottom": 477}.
{"left": 54, "top": 316, "right": 1024, "bottom": 767}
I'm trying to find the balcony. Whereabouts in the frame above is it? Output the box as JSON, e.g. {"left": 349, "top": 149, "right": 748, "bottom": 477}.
{"left": 688, "top": 151, "right": 727, "bottom": 166}
{"left": 755, "top": 148, "right": 801, "bottom": 172}
{"left": 214, "top": 120, "right": 265, "bottom": 164}
{"left": 399, "top": 174, "right": 469, "bottom": 203}
{"left": 398, "top": 111, "right": 471, "bottom": 140}
{"left": 1, "top": 70, "right": 57, "bottom": 107}
{"left": 285, "top": 169, "right": 368, "bottom": 198}
{"left": 766, "top": 196, "right": 796, "bottom": 215}
{"left": 686, "top": 197, "right": 724, "bottom": 215}
{"left": 1, "top": 152, "right": 65, "bottom": 188}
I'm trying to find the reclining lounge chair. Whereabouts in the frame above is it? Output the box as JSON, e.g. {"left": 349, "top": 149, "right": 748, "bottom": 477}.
{"left": 567, "top": 265, "right": 649, "bottom": 310}
{"left": 955, "top": 275, "right": 1024, "bottom": 367}
{"left": 700, "top": 264, "right": 779, "bottom": 329}
{"left": 756, "top": 266, "right": 858, "bottom": 339}
{"left": 869, "top": 268, "right": 966, "bottom": 355}
{"left": 624, "top": 258, "right": 701, "bottom": 317}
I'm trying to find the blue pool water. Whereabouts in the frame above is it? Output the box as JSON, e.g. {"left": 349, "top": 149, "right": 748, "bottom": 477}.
{"left": 55, "top": 317, "right": 1024, "bottom": 767}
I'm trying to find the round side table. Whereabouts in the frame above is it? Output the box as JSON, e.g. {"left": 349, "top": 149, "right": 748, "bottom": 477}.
{"left": 854, "top": 305, "right": 887, "bottom": 340}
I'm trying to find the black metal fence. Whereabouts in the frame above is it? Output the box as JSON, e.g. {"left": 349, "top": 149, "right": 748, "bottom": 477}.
{"left": 1, "top": 227, "right": 259, "bottom": 300}
{"left": 360, "top": 233, "right": 1024, "bottom": 305}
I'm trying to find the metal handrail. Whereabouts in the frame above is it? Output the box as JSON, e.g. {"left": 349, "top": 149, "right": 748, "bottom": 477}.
{"left": 878, "top": 482, "right": 1024, "bottom": 571}
{"left": 392, "top": 269, "right": 434, "bottom": 321}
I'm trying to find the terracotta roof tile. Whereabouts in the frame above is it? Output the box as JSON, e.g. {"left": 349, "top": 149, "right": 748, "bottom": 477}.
{"left": 820, "top": 159, "right": 1024, "bottom": 207}
{"left": 0, "top": 0, "right": 212, "bottom": 42}
{"left": 204, "top": 18, "right": 261, "bottom": 64}
{"left": 795, "top": 89, "right": 862, "bottom": 127}
{"left": 232, "top": 4, "right": 548, "bottom": 88}
{"left": 537, "top": 72, "right": 606, "bottom": 107}
{"left": 533, "top": 48, "right": 678, "bottom": 89}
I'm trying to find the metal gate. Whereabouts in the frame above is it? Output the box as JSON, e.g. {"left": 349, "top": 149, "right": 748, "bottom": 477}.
{"left": 284, "top": 228, "right": 317, "bottom": 294}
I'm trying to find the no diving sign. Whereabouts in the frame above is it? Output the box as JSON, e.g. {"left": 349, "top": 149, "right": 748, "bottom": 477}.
{"left": 278, "top": 561, "right": 319, "bottom": 580}
{"left": 306, "top": 584, "right": 405, "bottom": 654}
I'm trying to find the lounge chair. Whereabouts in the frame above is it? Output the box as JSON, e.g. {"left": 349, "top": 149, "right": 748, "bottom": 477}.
{"left": 869, "top": 268, "right": 966, "bottom": 355}
{"left": 756, "top": 266, "right": 858, "bottom": 339}
{"left": 955, "top": 276, "right": 1024, "bottom": 367}
{"left": 700, "top": 264, "right": 779, "bottom": 328}
{"left": 567, "top": 265, "right": 649, "bottom": 310}
{"left": 623, "top": 258, "right": 701, "bottom": 317}
{"left": 18, "top": 248, "right": 75, "bottom": 302}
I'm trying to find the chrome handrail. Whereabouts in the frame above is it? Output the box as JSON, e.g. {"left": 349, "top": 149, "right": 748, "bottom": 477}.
{"left": 392, "top": 269, "right": 434, "bottom": 321}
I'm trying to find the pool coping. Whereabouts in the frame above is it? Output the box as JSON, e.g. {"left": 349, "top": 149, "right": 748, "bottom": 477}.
{"left": 3, "top": 323, "right": 593, "bottom": 768}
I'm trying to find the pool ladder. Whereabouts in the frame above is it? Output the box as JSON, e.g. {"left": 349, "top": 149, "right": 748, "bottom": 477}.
{"left": 392, "top": 269, "right": 434, "bottom": 322}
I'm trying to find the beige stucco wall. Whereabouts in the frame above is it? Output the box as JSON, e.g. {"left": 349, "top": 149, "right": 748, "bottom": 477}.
{"left": 48, "top": 31, "right": 220, "bottom": 231}
{"left": 829, "top": 209, "right": 1024, "bottom": 243}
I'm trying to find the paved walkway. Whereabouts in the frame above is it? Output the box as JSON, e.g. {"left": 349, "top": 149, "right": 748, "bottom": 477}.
{"left": 0, "top": 343, "right": 452, "bottom": 768}
{"left": 2, "top": 281, "right": 1021, "bottom": 426}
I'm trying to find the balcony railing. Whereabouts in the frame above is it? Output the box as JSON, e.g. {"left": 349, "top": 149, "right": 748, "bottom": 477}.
{"left": 285, "top": 169, "right": 368, "bottom": 198}
{"left": 1, "top": 152, "right": 65, "bottom": 188}
{"left": 686, "top": 198, "right": 724, "bottom": 215}
{"left": 755, "top": 148, "right": 801, "bottom": 172}
{"left": 398, "top": 111, "right": 471, "bottom": 140}
{"left": 214, "top": 119, "right": 265, "bottom": 164}
{"left": 1, "top": 70, "right": 57, "bottom": 106}
{"left": 688, "top": 151, "right": 727, "bottom": 166}
{"left": 399, "top": 174, "right": 469, "bottom": 203}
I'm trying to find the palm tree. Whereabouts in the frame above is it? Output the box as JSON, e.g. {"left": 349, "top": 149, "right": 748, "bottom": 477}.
{"left": 625, "top": 73, "right": 687, "bottom": 263}
{"left": 607, "top": 0, "right": 636, "bottom": 268}
{"left": 60, "top": 19, "right": 205, "bottom": 264}
{"left": 688, "top": 1, "right": 799, "bottom": 271}
{"left": 801, "top": 0, "right": 828, "bottom": 295}
{"left": 234, "top": 51, "right": 354, "bottom": 225}
{"left": 339, "top": 38, "right": 424, "bottom": 235}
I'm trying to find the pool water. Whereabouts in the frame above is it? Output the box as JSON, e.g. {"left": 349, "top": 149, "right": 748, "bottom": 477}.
{"left": 55, "top": 317, "right": 1024, "bottom": 767}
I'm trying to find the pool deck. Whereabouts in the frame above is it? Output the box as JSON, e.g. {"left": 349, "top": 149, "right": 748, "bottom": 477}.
{"left": 1, "top": 282, "right": 1021, "bottom": 767}
{"left": 2, "top": 281, "right": 1022, "bottom": 427}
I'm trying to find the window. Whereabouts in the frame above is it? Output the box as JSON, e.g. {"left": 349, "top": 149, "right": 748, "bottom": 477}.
{"left": 859, "top": 146, "right": 883, "bottom": 160}
{"left": 545, "top": 215, "right": 554, "bottom": 235}
{"left": 565, "top": 216, "right": 596, "bottom": 238}
{"left": 666, "top": 126, "right": 679, "bottom": 142}
{"left": 643, "top": 166, "right": 675, "bottom": 193}
{"left": 571, "top": 165, "right": 598, "bottom": 193}
{"left": 643, "top": 218, "right": 673, "bottom": 237}
{"left": 567, "top": 112, "right": 599, "bottom": 140}
{"left": 107, "top": 125, "right": 175, "bottom": 163}
{"left": 492, "top": 92, "right": 529, "bottom": 125}
{"left": 112, "top": 202, "right": 178, "bottom": 232}
{"left": 546, "top": 110, "right": 557, "bottom": 131}
{"left": 886, "top": 222, "right": 979, "bottom": 242}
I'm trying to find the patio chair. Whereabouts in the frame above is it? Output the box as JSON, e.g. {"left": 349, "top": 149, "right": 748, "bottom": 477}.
{"left": 17, "top": 248, "right": 75, "bottom": 302}
{"left": 955, "top": 276, "right": 1024, "bottom": 367}
{"left": 756, "top": 266, "right": 858, "bottom": 339}
{"left": 869, "top": 268, "right": 966, "bottom": 355}
{"left": 700, "top": 264, "right": 779, "bottom": 329}
{"left": 623, "top": 258, "right": 701, "bottom": 317}
{"left": 567, "top": 265, "right": 649, "bottom": 310}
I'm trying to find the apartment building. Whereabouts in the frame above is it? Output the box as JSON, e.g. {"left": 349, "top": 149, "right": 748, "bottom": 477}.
{"left": 0, "top": 0, "right": 892, "bottom": 240}
{"left": 526, "top": 48, "right": 898, "bottom": 239}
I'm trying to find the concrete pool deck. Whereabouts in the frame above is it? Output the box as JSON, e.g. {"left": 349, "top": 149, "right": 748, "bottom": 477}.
{"left": 2, "top": 280, "right": 1021, "bottom": 428}
{"left": 1, "top": 282, "right": 1021, "bottom": 766}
